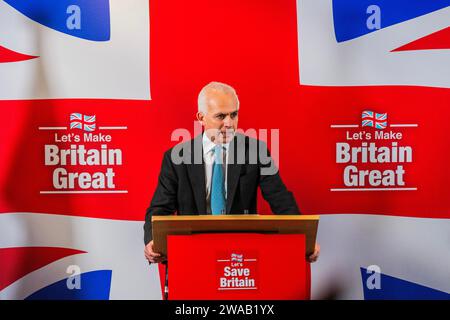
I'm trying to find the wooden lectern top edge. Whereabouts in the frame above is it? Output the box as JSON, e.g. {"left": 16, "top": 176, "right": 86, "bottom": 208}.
{"left": 152, "top": 214, "right": 319, "bottom": 257}
{"left": 152, "top": 214, "right": 320, "bottom": 222}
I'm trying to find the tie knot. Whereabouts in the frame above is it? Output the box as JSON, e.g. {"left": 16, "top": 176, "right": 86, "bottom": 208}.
{"left": 214, "top": 145, "right": 224, "bottom": 164}
{"left": 214, "top": 144, "right": 222, "bottom": 154}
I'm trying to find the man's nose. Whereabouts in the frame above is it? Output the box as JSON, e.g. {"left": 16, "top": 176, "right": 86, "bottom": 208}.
{"left": 223, "top": 115, "right": 232, "bottom": 127}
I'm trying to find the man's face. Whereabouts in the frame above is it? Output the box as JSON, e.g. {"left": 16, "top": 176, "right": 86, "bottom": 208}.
{"left": 197, "top": 90, "right": 239, "bottom": 144}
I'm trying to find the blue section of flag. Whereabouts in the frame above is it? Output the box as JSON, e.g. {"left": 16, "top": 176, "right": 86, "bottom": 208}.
{"left": 360, "top": 267, "right": 450, "bottom": 300}
{"left": 25, "top": 270, "right": 112, "bottom": 300}
{"left": 333, "top": 0, "right": 450, "bottom": 42}
{"left": 4, "top": 0, "right": 110, "bottom": 41}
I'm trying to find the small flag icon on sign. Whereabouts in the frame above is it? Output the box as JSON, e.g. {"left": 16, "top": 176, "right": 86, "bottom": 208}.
{"left": 231, "top": 253, "right": 243, "bottom": 262}
{"left": 362, "top": 110, "right": 387, "bottom": 130}
{"left": 70, "top": 113, "right": 96, "bottom": 132}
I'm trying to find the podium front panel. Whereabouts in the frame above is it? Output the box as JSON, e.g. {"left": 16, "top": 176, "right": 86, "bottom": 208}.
{"left": 167, "top": 233, "right": 310, "bottom": 300}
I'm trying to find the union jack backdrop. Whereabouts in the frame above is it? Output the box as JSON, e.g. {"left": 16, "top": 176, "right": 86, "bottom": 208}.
{"left": 0, "top": 0, "right": 449, "bottom": 300}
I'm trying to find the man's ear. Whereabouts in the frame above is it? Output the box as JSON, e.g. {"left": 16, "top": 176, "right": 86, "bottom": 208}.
{"left": 196, "top": 112, "right": 205, "bottom": 124}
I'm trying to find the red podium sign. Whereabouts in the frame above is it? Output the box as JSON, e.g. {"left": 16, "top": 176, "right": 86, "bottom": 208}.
{"left": 167, "top": 233, "right": 310, "bottom": 300}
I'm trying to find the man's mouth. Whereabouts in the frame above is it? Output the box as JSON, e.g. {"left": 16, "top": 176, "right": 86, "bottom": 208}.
{"left": 220, "top": 130, "right": 235, "bottom": 137}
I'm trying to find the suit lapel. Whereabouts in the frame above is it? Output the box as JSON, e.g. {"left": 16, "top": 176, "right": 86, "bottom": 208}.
{"left": 187, "top": 135, "right": 207, "bottom": 214}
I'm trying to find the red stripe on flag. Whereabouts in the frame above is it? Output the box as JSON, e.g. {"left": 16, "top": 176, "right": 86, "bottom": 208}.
{"left": 0, "top": 45, "right": 38, "bottom": 63}
{"left": 0, "top": 247, "right": 86, "bottom": 291}
{"left": 392, "top": 27, "right": 450, "bottom": 52}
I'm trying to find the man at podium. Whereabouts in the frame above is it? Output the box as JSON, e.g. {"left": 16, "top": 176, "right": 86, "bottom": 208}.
{"left": 144, "top": 81, "right": 319, "bottom": 264}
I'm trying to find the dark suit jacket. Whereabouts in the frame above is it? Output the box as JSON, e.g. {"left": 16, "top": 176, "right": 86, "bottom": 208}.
{"left": 144, "top": 133, "right": 300, "bottom": 244}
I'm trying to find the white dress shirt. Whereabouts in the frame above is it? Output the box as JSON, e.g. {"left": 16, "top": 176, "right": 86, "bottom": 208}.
{"left": 202, "top": 133, "right": 230, "bottom": 214}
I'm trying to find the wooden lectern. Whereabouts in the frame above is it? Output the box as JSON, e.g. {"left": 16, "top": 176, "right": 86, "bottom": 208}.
{"left": 152, "top": 215, "right": 319, "bottom": 300}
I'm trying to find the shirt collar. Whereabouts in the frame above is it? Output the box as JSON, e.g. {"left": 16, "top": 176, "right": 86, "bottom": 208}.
{"left": 202, "top": 132, "right": 231, "bottom": 155}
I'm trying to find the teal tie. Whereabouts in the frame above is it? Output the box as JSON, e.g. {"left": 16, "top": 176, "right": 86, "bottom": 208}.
{"left": 211, "top": 145, "right": 226, "bottom": 215}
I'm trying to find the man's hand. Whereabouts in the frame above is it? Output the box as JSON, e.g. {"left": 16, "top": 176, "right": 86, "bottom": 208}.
{"left": 308, "top": 243, "right": 320, "bottom": 263}
{"left": 144, "top": 240, "right": 166, "bottom": 264}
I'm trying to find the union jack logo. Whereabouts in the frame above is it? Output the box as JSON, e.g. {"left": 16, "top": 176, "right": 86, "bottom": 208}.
{"left": 361, "top": 110, "right": 387, "bottom": 130}
{"left": 231, "top": 253, "right": 243, "bottom": 262}
{"left": 70, "top": 113, "right": 96, "bottom": 132}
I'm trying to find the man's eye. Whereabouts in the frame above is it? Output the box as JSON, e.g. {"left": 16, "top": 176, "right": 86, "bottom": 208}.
{"left": 231, "top": 112, "right": 238, "bottom": 119}
{"left": 217, "top": 115, "right": 225, "bottom": 120}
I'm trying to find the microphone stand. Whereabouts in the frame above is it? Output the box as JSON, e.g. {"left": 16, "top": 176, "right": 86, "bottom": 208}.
{"left": 148, "top": 260, "right": 168, "bottom": 300}
{"left": 163, "top": 261, "right": 169, "bottom": 300}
